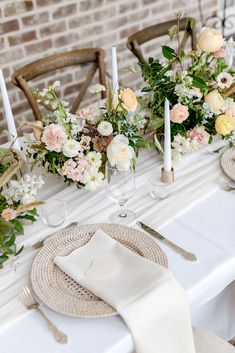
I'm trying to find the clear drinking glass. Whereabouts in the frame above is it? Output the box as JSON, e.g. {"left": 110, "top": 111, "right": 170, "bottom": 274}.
{"left": 105, "top": 161, "right": 136, "bottom": 224}
{"left": 41, "top": 199, "right": 67, "bottom": 227}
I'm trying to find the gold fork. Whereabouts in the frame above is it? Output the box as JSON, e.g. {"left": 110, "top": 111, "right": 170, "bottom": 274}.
{"left": 32, "top": 221, "right": 78, "bottom": 250}
{"left": 217, "top": 177, "right": 235, "bottom": 192}
{"left": 19, "top": 286, "right": 68, "bottom": 344}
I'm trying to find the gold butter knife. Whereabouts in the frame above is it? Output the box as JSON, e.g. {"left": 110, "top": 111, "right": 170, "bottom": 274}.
{"left": 137, "top": 222, "right": 197, "bottom": 262}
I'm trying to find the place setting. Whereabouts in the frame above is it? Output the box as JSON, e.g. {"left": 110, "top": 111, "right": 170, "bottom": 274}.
{"left": 2, "top": 6, "right": 235, "bottom": 353}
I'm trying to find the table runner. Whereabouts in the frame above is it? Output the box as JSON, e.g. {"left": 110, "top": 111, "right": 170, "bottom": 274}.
{"left": 0, "top": 138, "right": 228, "bottom": 330}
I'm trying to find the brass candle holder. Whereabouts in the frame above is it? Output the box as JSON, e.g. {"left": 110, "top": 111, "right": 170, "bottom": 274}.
{"left": 161, "top": 167, "right": 174, "bottom": 184}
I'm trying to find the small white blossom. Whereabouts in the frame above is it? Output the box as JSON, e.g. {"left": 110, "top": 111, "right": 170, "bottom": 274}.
{"left": 2, "top": 175, "right": 44, "bottom": 205}
{"left": 87, "top": 151, "right": 102, "bottom": 168}
{"left": 216, "top": 72, "right": 233, "bottom": 89}
{"left": 171, "top": 135, "right": 192, "bottom": 154}
{"left": 62, "top": 139, "right": 81, "bottom": 158}
{"left": 82, "top": 167, "right": 104, "bottom": 191}
{"left": 52, "top": 81, "right": 60, "bottom": 89}
{"left": 97, "top": 121, "right": 113, "bottom": 136}
{"left": 88, "top": 84, "right": 106, "bottom": 94}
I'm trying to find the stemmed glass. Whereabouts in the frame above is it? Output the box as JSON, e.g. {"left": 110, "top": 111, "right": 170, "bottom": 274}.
{"left": 105, "top": 161, "right": 136, "bottom": 224}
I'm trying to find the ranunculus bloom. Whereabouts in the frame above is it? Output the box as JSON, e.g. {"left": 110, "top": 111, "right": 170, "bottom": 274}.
{"left": 121, "top": 88, "right": 138, "bottom": 112}
{"left": 204, "top": 90, "right": 224, "bottom": 114}
{"left": 1, "top": 208, "right": 17, "bottom": 221}
{"left": 107, "top": 134, "right": 134, "bottom": 171}
{"left": 170, "top": 103, "right": 189, "bottom": 123}
{"left": 214, "top": 48, "right": 227, "bottom": 58}
{"left": 198, "top": 28, "right": 224, "bottom": 53}
{"left": 215, "top": 114, "right": 235, "bottom": 135}
{"left": 42, "top": 123, "right": 67, "bottom": 152}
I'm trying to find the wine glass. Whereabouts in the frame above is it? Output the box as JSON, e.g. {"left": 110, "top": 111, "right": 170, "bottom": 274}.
{"left": 105, "top": 161, "right": 136, "bottom": 224}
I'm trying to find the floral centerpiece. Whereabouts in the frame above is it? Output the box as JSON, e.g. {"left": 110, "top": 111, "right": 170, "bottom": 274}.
{"left": 140, "top": 17, "right": 235, "bottom": 160}
{"left": 26, "top": 82, "right": 145, "bottom": 191}
{"left": 0, "top": 148, "right": 43, "bottom": 268}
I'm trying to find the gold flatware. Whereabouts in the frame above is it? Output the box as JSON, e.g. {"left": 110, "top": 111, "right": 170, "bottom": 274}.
{"left": 137, "top": 222, "right": 197, "bottom": 262}
{"left": 32, "top": 221, "right": 78, "bottom": 250}
{"left": 19, "top": 286, "right": 68, "bottom": 344}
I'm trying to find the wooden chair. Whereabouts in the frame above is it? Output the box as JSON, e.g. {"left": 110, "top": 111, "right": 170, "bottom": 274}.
{"left": 127, "top": 18, "right": 197, "bottom": 63}
{"left": 12, "top": 48, "right": 106, "bottom": 121}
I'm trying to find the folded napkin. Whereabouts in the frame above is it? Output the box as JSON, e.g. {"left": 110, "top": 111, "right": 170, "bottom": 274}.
{"left": 54, "top": 229, "right": 195, "bottom": 353}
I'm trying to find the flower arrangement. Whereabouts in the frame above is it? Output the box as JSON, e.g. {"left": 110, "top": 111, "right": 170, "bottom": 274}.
{"left": 26, "top": 82, "right": 145, "bottom": 191}
{"left": 0, "top": 148, "right": 43, "bottom": 268}
{"left": 140, "top": 17, "right": 235, "bottom": 160}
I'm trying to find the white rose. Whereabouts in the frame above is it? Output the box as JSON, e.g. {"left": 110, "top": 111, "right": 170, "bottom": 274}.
{"left": 97, "top": 121, "right": 113, "bottom": 136}
{"left": 107, "top": 134, "right": 134, "bottom": 171}
{"left": 204, "top": 90, "right": 224, "bottom": 114}
{"left": 87, "top": 151, "right": 102, "bottom": 168}
{"left": 62, "top": 139, "right": 81, "bottom": 158}
{"left": 198, "top": 27, "right": 224, "bottom": 53}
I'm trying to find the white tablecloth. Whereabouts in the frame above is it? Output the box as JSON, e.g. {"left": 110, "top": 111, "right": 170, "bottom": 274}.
{"left": 1, "top": 140, "right": 235, "bottom": 353}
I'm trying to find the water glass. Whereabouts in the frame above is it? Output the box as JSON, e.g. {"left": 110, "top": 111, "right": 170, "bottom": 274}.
{"left": 41, "top": 199, "right": 67, "bottom": 227}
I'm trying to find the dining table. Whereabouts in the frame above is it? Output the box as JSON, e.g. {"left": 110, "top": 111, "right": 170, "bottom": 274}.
{"left": 1, "top": 136, "right": 235, "bottom": 353}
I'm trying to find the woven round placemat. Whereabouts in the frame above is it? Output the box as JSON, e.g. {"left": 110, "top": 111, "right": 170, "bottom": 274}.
{"left": 221, "top": 148, "right": 235, "bottom": 181}
{"left": 31, "top": 223, "right": 168, "bottom": 318}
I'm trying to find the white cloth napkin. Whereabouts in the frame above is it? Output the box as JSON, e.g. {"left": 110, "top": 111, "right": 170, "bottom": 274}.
{"left": 54, "top": 229, "right": 196, "bottom": 353}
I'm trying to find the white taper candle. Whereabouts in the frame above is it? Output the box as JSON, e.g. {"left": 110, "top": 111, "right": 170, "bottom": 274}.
{"left": 0, "top": 69, "right": 20, "bottom": 150}
{"left": 164, "top": 99, "right": 172, "bottom": 172}
{"left": 111, "top": 45, "right": 119, "bottom": 94}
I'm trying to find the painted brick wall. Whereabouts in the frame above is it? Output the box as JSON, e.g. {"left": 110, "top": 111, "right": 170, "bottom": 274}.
{"left": 0, "top": 0, "right": 218, "bottom": 142}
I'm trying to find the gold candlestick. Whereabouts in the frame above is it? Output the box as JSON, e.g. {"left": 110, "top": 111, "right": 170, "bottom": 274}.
{"left": 161, "top": 167, "right": 174, "bottom": 184}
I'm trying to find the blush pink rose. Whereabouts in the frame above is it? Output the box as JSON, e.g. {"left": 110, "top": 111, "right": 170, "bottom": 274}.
{"left": 1, "top": 208, "right": 17, "bottom": 221}
{"left": 170, "top": 103, "right": 189, "bottom": 123}
{"left": 42, "top": 124, "right": 67, "bottom": 152}
{"left": 188, "top": 125, "right": 210, "bottom": 145}
{"left": 214, "top": 48, "right": 227, "bottom": 58}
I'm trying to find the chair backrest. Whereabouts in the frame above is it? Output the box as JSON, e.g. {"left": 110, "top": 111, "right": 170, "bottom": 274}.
{"left": 127, "top": 18, "right": 197, "bottom": 63}
{"left": 12, "top": 48, "right": 106, "bottom": 121}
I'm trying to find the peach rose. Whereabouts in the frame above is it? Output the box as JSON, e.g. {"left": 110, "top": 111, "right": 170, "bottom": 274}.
{"left": 198, "top": 28, "right": 224, "bottom": 53}
{"left": 121, "top": 88, "right": 138, "bottom": 112}
{"left": 170, "top": 103, "right": 189, "bottom": 123}
{"left": 204, "top": 90, "right": 224, "bottom": 114}
{"left": 215, "top": 114, "right": 235, "bottom": 135}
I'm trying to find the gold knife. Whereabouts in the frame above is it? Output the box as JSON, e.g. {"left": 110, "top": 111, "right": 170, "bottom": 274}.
{"left": 137, "top": 222, "right": 197, "bottom": 262}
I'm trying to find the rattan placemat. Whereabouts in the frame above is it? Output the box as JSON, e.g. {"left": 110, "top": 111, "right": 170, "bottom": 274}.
{"left": 31, "top": 223, "right": 168, "bottom": 318}
{"left": 221, "top": 148, "right": 235, "bottom": 181}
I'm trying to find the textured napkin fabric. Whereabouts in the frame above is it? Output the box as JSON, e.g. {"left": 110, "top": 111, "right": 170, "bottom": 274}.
{"left": 54, "top": 229, "right": 196, "bottom": 353}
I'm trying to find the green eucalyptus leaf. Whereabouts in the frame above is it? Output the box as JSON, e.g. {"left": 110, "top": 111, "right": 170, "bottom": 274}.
{"left": 148, "top": 118, "right": 164, "bottom": 131}
{"left": 162, "top": 46, "right": 176, "bottom": 60}
{"left": 0, "top": 218, "right": 13, "bottom": 236}
{"left": 10, "top": 220, "right": 24, "bottom": 234}
{"left": 168, "top": 25, "right": 177, "bottom": 40}
{"left": 190, "top": 75, "right": 208, "bottom": 90}
{"left": 154, "top": 133, "right": 164, "bottom": 155}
